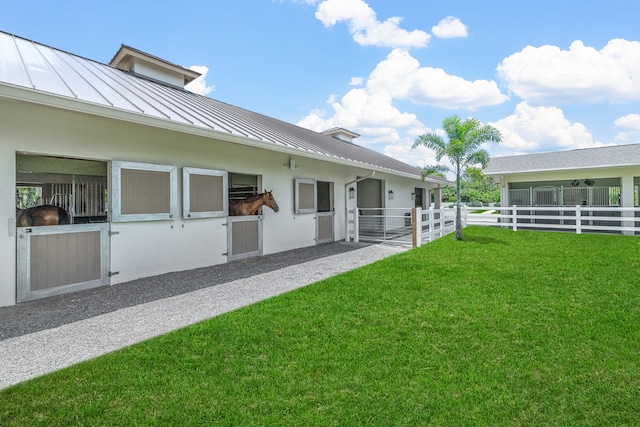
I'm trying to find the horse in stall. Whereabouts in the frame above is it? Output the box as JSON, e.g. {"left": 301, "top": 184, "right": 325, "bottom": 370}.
{"left": 229, "top": 190, "right": 280, "bottom": 216}
{"left": 16, "top": 205, "right": 71, "bottom": 227}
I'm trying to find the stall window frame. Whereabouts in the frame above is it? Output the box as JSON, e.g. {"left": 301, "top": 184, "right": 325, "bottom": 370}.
{"left": 183, "top": 167, "right": 228, "bottom": 219}
{"left": 294, "top": 178, "right": 317, "bottom": 214}
{"left": 111, "top": 160, "right": 177, "bottom": 222}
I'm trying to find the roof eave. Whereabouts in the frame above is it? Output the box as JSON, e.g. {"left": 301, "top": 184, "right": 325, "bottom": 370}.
{"left": 485, "top": 163, "right": 638, "bottom": 176}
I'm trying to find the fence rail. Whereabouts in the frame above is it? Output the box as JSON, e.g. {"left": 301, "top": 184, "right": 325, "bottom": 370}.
{"left": 413, "top": 207, "right": 459, "bottom": 246}
{"left": 349, "top": 204, "right": 640, "bottom": 248}
{"left": 468, "top": 205, "right": 640, "bottom": 235}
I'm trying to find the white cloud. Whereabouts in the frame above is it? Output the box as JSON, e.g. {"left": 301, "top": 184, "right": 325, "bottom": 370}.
{"left": 614, "top": 113, "right": 640, "bottom": 131}
{"left": 297, "top": 87, "right": 421, "bottom": 138}
{"left": 497, "top": 39, "right": 640, "bottom": 105}
{"left": 314, "top": 0, "right": 430, "bottom": 48}
{"left": 490, "top": 102, "right": 605, "bottom": 154}
{"left": 384, "top": 137, "right": 439, "bottom": 169}
{"left": 349, "top": 76, "right": 364, "bottom": 86}
{"left": 431, "top": 16, "right": 468, "bottom": 38}
{"left": 296, "top": 108, "right": 331, "bottom": 131}
{"left": 185, "top": 65, "right": 214, "bottom": 95}
{"left": 613, "top": 113, "right": 640, "bottom": 143}
{"left": 369, "top": 49, "right": 508, "bottom": 109}
{"left": 298, "top": 49, "right": 508, "bottom": 149}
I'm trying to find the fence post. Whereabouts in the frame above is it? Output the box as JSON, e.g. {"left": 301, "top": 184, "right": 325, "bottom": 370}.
{"left": 345, "top": 209, "right": 350, "bottom": 242}
{"left": 440, "top": 207, "right": 445, "bottom": 237}
{"left": 429, "top": 206, "right": 435, "bottom": 242}
{"left": 512, "top": 205, "right": 517, "bottom": 231}
{"left": 463, "top": 204, "right": 468, "bottom": 228}
{"left": 353, "top": 207, "right": 359, "bottom": 243}
{"left": 576, "top": 205, "right": 581, "bottom": 234}
{"left": 412, "top": 207, "right": 422, "bottom": 247}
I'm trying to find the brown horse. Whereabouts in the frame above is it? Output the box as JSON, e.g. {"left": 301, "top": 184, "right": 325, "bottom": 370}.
{"left": 16, "top": 205, "right": 71, "bottom": 227}
{"left": 229, "top": 190, "right": 280, "bottom": 216}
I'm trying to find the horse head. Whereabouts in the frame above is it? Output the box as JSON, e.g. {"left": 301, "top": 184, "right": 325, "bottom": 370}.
{"left": 263, "top": 189, "right": 279, "bottom": 212}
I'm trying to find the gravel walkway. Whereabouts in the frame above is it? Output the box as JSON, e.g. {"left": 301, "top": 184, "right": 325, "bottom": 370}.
{"left": 0, "top": 242, "right": 406, "bottom": 390}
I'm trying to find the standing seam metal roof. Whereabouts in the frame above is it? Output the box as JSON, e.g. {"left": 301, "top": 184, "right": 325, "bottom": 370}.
{"left": 484, "top": 143, "right": 640, "bottom": 175}
{"left": 0, "top": 31, "right": 428, "bottom": 179}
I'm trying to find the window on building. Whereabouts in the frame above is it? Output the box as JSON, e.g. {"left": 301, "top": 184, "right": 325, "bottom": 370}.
{"left": 111, "top": 161, "right": 177, "bottom": 222}
{"left": 295, "top": 178, "right": 317, "bottom": 214}
{"left": 183, "top": 167, "right": 228, "bottom": 219}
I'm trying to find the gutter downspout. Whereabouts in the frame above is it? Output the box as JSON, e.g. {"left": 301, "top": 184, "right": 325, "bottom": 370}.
{"left": 345, "top": 171, "right": 375, "bottom": 242}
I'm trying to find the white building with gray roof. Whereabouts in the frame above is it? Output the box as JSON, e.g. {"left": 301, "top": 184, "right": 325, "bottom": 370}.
{"left": 0, "top": 31, "right": 449, "bottom": 307}
{"left": 484, "top": 144, "right": 640, "bottom": 212}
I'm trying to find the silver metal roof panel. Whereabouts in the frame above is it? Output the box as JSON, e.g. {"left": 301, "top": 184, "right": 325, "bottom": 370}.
{"left": 0, "top": 31, "right": 429, "bottom": 179}
{"left": 0, "top": 34, "right": 32, "bottom": 88}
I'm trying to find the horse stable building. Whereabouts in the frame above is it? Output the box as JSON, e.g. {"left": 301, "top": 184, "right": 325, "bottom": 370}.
{"left": 0, "top": 31, "right": 448, "bottom": 307}
{"left": 484, "top": 144, "right": 640, "bottom": 235}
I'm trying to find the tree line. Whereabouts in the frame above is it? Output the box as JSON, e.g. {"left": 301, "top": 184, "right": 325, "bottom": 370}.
{"left": 432, "top": 166, "right": 500, "bottom": 205}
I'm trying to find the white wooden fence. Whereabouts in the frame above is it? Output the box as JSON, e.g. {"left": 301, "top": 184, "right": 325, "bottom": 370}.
{"left": 473, "top": 205, "right": 640, "bottom": 235}
{"left": 350, "top": 204, "right": 640, "bottom": 247}
{"left": 412, "top": 207, "right": 462, "bottom": 247}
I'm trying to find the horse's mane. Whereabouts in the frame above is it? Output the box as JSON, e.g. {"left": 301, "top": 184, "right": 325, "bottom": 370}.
{"left": 232, "top": 192, "right": 265, "bottom": 204}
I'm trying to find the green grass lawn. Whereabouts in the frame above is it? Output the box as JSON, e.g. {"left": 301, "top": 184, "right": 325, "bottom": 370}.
{"left": 2, "top": 227, "right": 640, "bottom": 426}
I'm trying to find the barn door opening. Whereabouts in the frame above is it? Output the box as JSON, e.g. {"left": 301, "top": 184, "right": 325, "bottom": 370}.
{"left": 227, "top": 173, "right": 263, "bottom": 261}
{"left": 15, "top": 154, "right": 109, "bottom": 302}
{"left": 294, "top": 178, "right": 334, "bottom": 244}
{"left": 357, "top": 178, "right": 383, "bottom": 240}
{"left": 17, "top": 154, "right": 108, "bottom": 224}
{"left": 414, "top": 187, "right": 425, "bottom": 208}
{"left": 316, "top": 180, "right": 334, "bottom": 244}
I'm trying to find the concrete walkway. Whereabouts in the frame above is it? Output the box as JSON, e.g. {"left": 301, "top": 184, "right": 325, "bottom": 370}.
{"left": 0, "top": 243, "right": 406, "bottom": 390}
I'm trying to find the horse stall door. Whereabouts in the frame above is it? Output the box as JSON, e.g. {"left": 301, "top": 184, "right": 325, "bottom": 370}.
{"left": 16, "top": 224, "right": 110, "bottom": 302}
{"left": 316, "top": 181, "right": 334, "bottom": 244}
{"left": 227, "top": 216, "right": 263, "bottom": 261}
{"left": 316, "top": 212, "right": 335, "bottom": 244}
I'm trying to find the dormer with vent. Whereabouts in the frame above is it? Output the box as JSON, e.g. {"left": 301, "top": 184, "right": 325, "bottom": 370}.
{"left": 322, "top": 127, "right": 360, "bottom": 143}
{"left": 109, "top": 45, "right": 201, "bottom": 89}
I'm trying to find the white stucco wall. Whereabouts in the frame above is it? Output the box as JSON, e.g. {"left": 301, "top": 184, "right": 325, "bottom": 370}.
{"left": 0, "top": 97, "right": 428, "bottom": 306}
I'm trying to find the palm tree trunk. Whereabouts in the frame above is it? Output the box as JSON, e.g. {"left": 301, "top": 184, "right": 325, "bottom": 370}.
{"left": 455, "top": 168, "right": 463, "bottom": 240}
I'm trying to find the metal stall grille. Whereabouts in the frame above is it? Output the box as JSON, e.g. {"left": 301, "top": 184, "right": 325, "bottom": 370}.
{"left": 74, "top": 175, "right": 107, "bottom": 220}
{"left": 357, "top": 208, "right": 413, "bottom": 245}
{"left": 17, "top": 175, "right": 107, "bottom": 223}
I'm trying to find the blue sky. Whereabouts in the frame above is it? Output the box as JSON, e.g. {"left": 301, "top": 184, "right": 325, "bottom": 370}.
{"left": 2, "top": 0, "right": 640, "bottom": 170}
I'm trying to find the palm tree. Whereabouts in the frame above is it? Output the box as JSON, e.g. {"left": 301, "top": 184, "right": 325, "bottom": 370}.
{"left": 413, "top": 115, "right": 502, "bottom": 240}
{"left": 418, "top": 165, "right": 449, "bottom": 181}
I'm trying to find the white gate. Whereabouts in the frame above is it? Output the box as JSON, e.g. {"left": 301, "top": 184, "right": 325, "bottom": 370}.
{"left": 16, "top": 223, "right": 110, "bottom": 302}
